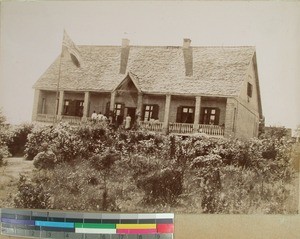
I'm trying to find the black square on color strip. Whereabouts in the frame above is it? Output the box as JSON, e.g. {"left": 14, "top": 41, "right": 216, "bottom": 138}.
{"left": 84, "top": 218, "right": 102, "bottom": 223}
{"left": 138, "top": 219, "right": 156, "bottom": 224}
{"left": 31, "top": 216, "right": 48, "bottom": 221}
{"left": 101, "top": 219, "right": 120, "bottom": 224}
{"left": 66, "top": 218, "right": 83, "bottom": 223}
{"left": 155, "top": 219, "right": 173, "bottom": 224}
{"left": 120, "top": 219, "right": 138, "bottom": 224}
{"left": 41, "top": 226, "right": 74, "bottom": 232}
{"left": 48, "top": 217, "right": 65, "bottom": 222}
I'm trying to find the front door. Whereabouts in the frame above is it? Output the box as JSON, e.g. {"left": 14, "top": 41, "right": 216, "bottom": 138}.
{"left": 126, "top": 107, "right": 136, "bottom": 126}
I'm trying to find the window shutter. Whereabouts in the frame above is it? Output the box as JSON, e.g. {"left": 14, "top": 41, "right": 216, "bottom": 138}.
{"left": 121, "top": 103, "right": 125, "bottom": 116}
{"left": 176, "top": 106, "right": 182, "bottom": 123}
{"left": 152, "top": 104, "right": 159, "bottom": 120}
{"left": 190, "top": 107, "right": 195, "bottom": 123}
{"left": 215, "top": 108, "right": 220, "bottom": 125}
{"left": 141, "top": 104, "right": 146, "bottom": 121}
{"left": 105, "top": 101, "right": 110, "bottom": 116}
{"left": 200, "top": 107, "right": 205, "bottom": 124}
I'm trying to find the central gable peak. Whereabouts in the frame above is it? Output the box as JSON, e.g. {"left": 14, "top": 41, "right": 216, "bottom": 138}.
{"left": 114, "top": 72, "right": 141, "bottom": 93}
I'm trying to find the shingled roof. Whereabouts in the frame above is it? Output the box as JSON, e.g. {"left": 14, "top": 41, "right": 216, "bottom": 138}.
{"left": 33, "top": 44, "right": 255, "bottom": 96}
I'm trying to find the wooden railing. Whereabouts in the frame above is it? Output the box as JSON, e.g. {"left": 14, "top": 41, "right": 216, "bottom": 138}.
{"left": 61, "top": 115, "right": 82, "bottom": 124}
{"left": 140, "top": 121, "right": 224, "bottom": 137}
{"left": 197, "top": 124, "right": 225, "bottom": 136}
{"left": 169, "top": 123, "right": 194, "bottom": 134}
{"left": 36, "top": 114, "right": 55, "bottom": 123}
{"left": 36, "top": 114, "right": 82, "bottom": 124}
{"left": 35, "top": 115, "right": 224, "bottom": 137}
{"left": 139, "top": 121, "right": 164, "bottom": 132}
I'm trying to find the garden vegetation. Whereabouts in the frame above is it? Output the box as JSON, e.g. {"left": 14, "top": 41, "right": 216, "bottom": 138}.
{"left": 10, "top": 121, "right": 297, "bottom": 214}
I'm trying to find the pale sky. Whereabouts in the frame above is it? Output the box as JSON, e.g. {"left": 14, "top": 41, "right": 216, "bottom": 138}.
{"left": 0, "top": 1, "right": 299, "bottom": 130}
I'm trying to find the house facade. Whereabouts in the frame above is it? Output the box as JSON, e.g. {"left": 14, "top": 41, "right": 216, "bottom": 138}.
{"left": 32, "top": 37, "right": 263, "bottom": 138}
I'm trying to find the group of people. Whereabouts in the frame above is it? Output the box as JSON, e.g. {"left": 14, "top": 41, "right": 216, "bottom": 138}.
{"left": 91, "top": 110, "right": 132, "bottom": 130}
{"left": 91, "top": 111, "right": 108, "bottom": 122}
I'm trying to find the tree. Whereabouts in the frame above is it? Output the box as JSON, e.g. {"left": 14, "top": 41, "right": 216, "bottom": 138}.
{"left": 295, "top": 125, "right": 300, "bottom": 142}
{"left": 0, "top": 109, "right": 11, "bottom": 164}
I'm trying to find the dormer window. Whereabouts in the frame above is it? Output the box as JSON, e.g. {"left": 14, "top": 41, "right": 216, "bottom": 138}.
{"left": 247, "top": 82, "right": 253, "bottom": 98}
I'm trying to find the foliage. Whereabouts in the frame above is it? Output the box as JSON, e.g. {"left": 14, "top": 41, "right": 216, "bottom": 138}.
{"left": 0, "top": 110, "right": 11, "bottom": 164}
{"left": 259, "top": 126, "right": 290, "bottom": 141}
{"left": 24, "top": 125, "right": 57, "bottom": 160}
{"left": 136, "top": 168, "right": 183, "bottom": 206}
{"left": 33, "top": 143, "right": 57, "bottom": 170}
{"left": 7, "top": 123, "right": 34, "bottom": 156}
{"left": 17, "top": 122, "right": 297, "bottom": 213}
{"left": 14, "top": 174, "right": 51, "bottom": 209}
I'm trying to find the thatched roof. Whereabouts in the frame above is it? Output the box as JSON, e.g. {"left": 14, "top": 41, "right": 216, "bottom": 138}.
{"left": 33, "top": 44, "right": 256, "bottom": 96}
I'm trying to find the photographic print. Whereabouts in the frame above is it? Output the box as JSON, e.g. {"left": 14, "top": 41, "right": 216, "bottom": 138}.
{"left": 0, "top": 0, "right": 299, "bottom": 220}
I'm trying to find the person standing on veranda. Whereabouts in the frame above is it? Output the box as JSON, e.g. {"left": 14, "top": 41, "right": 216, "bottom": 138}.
{"left": 125, "top": 114, "right": 131, "bottom": 130}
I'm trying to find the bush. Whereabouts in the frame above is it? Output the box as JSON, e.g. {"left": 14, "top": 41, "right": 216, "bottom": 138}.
{"left": 136, "top": 168, "right": 183, "bottom": 205}
{"left": 0, "top": 111, "right": 12, "bottom": 164}
{"left": 18, "top": 122, "right": 297, "bottom": 213}
{"left": 14, "top": 174, "right": 51, "bottom": 209}
{"left": 7, "top": 123, "right": 33, "bottom": 156}
{"left": 24, "top": 125, "right": 57, "bottom": 160}
{"left": 33, "top": 143, "right": 57, "bottom": 170}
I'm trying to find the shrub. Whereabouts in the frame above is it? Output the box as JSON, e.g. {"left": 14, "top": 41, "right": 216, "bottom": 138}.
{"left": 14, "top": 174, "right": 51, "bottom": 209}
{"left": 7, "top": 123, "right": 33, "bottom": 156}
{"left": 33, "top": 143, "right": 57, "bottom": 170}
{"left": 136, "top": 168, "right": 183, "bottom": 205}
{"left": 17, "top": 122, "right": 297, "bottom": 213}
{"left": 24, "top": 125, "right": 57, "bottom": 160}
{"left": 0, "top": 110, "right": 12, "bottom": 164}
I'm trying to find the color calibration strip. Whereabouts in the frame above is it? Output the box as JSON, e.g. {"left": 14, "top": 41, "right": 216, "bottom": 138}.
{"left": 0, "top": 208, "right": 174, "bottom": 239}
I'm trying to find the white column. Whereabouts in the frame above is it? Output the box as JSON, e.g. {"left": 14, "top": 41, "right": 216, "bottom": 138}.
{"left": 109, "top": 91, "right": 116, "bottom": 112}
{"left": 137, "top": 93, "right": 143, "bottom": 123}
{"left": 163, "top": 95, "right": 171, "bottom": 134}
{"left": 193, "top": 96, "right": 201, "bottom": 132}
{"left": 31, "top": 89, "right": 41, "bottom": 121}
{"left": 82, "top": 91, "right": 90, "bottom": 121}
{"left": 57, "top": 90, "right": 65, "bottom": 120}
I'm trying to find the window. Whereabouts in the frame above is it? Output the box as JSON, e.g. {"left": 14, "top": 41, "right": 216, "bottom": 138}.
{"left": 75, "top": 101, "right": 84, "bottom": 117}
{"left": 114, "top": 103, "right": 125, "bottom": 125}
{"left": 41, "top": 98, "right": 46, "bottom": 114}
{"left": 114, "top": 103, "right": 124, "bottom": 116}
{"left": 63, "top": 100, "right": 70, "bottom": 115}
{"left": 176, "top": 106, "right": 194, "bottom": 123}
{"left": 142, "top": 104, "right": 159, "bottom": 121}
{"left": 247, "top": 82, "right": 253, "bottom": 98}
{"left": 200, "top": 107, "right": 220, "bottom": 125}
{"left": 63, "top": 100, "right": 84, "bottom": 117}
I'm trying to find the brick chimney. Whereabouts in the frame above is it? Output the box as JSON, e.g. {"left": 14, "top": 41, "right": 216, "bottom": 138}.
{"left": 120, "top": 39, "right": 130, "bottom": 74}
{"left": 183, "top": 38, "right": 193, "bottom": 76}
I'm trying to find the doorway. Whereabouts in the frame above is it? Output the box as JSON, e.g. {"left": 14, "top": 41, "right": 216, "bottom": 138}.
{"left": 125, "top": 107, "right": 136, "bottom": 126}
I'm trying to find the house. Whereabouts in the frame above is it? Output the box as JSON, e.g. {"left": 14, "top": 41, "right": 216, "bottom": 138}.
{"left": 32, "top": 36, "right": 263, "bottom": 138}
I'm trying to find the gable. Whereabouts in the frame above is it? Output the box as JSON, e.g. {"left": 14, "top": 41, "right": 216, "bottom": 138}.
{"left": 114, "top": 73, "right": 141, "bottom": 93}
{"left": 238, "top": 54, "right": 262, "bottom": 118}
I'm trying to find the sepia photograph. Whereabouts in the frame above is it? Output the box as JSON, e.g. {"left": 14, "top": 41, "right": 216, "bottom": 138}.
{"left": 0, "top": 0, "right": 299, "bottom": 238}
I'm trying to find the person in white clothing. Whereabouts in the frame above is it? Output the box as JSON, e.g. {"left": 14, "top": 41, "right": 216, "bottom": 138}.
{"left": 125, "top": 114, "right": 131, "bottom": 130}
{"left": 91, "top": 111, "right": 97, "bottom": 122}
{"left": 97, "top": 112, "right": 104, "bottom": 121}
